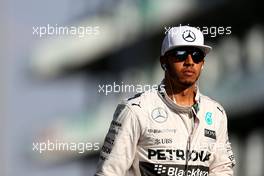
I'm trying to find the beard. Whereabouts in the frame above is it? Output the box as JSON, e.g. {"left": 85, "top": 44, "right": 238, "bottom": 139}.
{"left": 179, "top": 79, "right": 195, "bottom": 87}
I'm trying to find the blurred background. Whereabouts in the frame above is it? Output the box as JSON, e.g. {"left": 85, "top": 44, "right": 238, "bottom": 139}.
{"left": 1, "top": 0, "right": 263, "bottom": 175}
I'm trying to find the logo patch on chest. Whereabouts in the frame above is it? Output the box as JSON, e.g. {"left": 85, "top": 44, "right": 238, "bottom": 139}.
{"left": 151, "top": 107, "right": 168, "bottom": 123}
{"left": 204, "top": 129, "right": 216, "bottom": 140}
{"left": 205, "top": 112, "right": 213, "bottom": 125}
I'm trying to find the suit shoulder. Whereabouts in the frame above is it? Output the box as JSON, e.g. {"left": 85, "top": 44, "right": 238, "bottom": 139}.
{"left": 123, "top": 89, "right": 158, "bottom": 109}
{"left": 200, "top": 94, "right": 226, "bottom": 115}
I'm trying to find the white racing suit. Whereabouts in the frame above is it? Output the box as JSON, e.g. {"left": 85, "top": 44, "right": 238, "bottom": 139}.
{"left": 95, "top": 83, "right": 235, "bottom": 176}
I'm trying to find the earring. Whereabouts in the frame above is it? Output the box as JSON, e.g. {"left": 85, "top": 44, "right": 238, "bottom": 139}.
{"left": 162, "top": 64, "right": 167, "bottom": 71}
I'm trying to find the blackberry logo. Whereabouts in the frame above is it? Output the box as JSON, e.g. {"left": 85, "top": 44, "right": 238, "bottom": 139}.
{"left": 154, "top": 164, "right": 166, "bottom": 174}
{"left": 139, "top": 162, "right": 209, "bottom": 176}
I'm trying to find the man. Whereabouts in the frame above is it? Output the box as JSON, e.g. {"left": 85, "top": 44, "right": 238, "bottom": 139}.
{"left": 95, "top": 26, "right": 235, "bottom": 176}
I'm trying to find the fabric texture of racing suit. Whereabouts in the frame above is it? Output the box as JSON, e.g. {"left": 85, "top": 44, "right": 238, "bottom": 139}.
{"left": 95, "top": 81, "right": 235, "bottom": 176}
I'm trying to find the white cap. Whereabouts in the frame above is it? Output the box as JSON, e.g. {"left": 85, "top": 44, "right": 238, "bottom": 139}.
{"left": 161, "top": 26, "right": 212, "bottom": 56}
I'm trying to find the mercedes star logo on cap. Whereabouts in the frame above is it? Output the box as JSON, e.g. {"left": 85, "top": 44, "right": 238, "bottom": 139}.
{"left": 182, "top": 30, "right": 196, "bottom": 42}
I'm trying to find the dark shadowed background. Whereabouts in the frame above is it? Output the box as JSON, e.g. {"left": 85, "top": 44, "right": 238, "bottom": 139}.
{"left": 0, "top": 0, "right": 263, "bottom": 175}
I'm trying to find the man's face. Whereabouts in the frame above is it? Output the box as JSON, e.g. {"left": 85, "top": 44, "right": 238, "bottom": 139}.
{"left": 164, "top": 47, "right": 205, "bottom": 87}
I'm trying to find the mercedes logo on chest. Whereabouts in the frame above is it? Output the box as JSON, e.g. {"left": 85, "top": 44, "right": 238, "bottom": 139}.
{"left": 151, "top": 107, "right": 168, "bottom": 123}
{"left": 182, "top": 30, "right": 196, "bottom": 42}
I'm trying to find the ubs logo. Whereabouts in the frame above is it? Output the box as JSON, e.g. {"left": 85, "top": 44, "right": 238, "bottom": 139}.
{"left": 154, "top": 138, "right": 173, "bottom": 145}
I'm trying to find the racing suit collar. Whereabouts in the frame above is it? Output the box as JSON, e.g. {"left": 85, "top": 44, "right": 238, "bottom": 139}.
{"left": 158, "top": 79, "right": 201, "bottom": 115}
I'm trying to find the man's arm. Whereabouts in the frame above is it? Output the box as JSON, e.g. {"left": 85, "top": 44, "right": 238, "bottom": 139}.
{"left": 209, "top": 109, "right": 236, "bottom": 176}
{"left": 95, "top": 103, "right": 140, "bottom": 176}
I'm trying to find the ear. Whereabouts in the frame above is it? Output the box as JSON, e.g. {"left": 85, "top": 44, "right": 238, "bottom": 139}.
{"left": 160, "top": 55, "right": 166, "bottom": 65}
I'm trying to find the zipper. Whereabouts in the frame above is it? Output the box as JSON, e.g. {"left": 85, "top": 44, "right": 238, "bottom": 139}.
{"left": 176, "top": 107, "right": 198, "bottom": 175}
{"left": 184, "top": 110, "right": 196, "bottom": 176}
{"left": 184, "top": 132, "right": 191, "bottom": 175}
{"left": 184, "top": 135, "right": 191, "bottom": 175}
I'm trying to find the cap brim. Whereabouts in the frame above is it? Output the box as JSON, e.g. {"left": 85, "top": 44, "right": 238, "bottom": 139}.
{"left": 163, "top": 44, "right": 212, "bottom": 56}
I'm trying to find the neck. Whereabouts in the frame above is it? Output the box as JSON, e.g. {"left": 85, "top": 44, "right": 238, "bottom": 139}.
{"left": 164, "top": 76, "right": 196, "bottom": 107}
